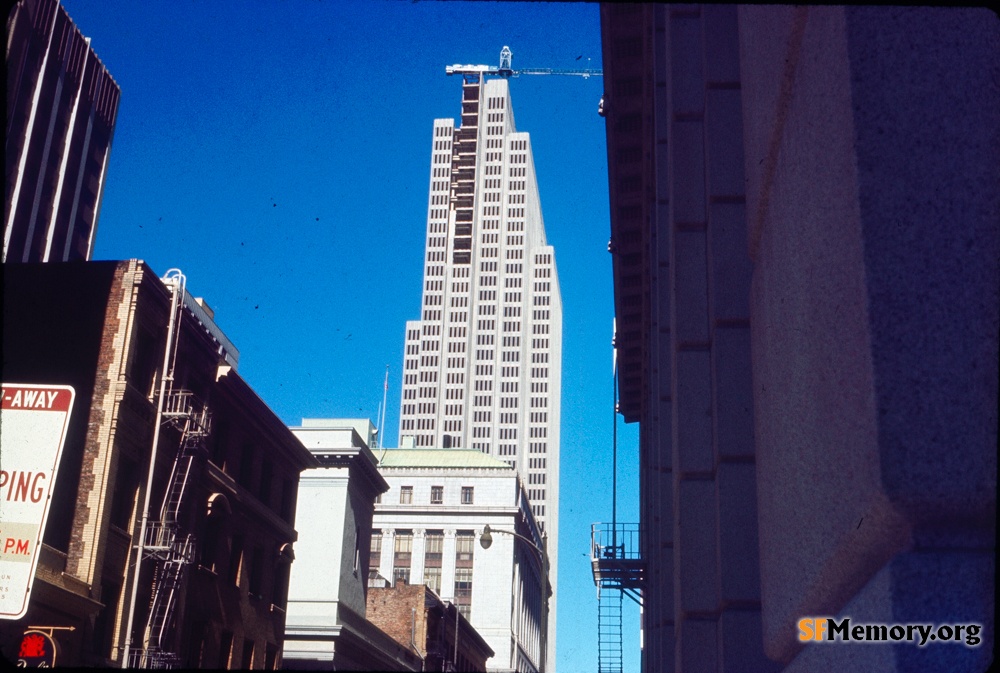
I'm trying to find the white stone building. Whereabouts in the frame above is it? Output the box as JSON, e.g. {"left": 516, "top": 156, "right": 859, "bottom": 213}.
{"left": 372, "top": 448, "right": 548, "bottom": 673}
{"left": 282, "top": 420, "right": 421, "bottom": 671}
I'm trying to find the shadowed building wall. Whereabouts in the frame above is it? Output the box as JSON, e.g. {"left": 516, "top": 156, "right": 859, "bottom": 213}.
{"left": 601, "top": 4, "right": 997, "bottom": 672}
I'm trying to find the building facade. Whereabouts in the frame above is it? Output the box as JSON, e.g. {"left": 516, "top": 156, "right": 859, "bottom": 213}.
{"left": 5, "top": 0, "right": 120, "bottom": 263}
{"left": 283, "top": 420, "right": 421, "bottom": 671}
{"left": 372, "top": 449, "right": 548, "bottom": 673}
{"left": 601, "top": 4, "right": 997, "bottom": 672}
{"left": 0, "top": 260, "right": 315, "bottom": 668}
{"left": 367, "top": 583, "right": 495, "bottom": 672}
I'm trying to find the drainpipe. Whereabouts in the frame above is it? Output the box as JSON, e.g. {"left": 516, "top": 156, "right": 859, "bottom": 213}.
{"left": 454, "top": 601, "right": 460, "bottom": 670}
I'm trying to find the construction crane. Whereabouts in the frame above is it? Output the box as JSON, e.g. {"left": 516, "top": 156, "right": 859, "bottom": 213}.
{"left": 446, "top": 45, "right": 602, "bottom": 79}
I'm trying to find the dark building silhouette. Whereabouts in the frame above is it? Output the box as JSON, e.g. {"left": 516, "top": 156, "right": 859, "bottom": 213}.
{"left": 0, "top": 261, "right": 316, "bottom": 667}
{"left": 5, "top": 0, "right": 120, "bottom": 263}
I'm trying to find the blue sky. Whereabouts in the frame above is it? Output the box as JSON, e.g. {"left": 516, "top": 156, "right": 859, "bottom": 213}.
{"left": 61, "top": 1, "right": 641, "bottom": 669}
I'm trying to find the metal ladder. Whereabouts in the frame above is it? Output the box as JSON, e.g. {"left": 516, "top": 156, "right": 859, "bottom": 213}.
{"left": 591, "top": 523, "right": 644, "bottom": 673}
{"left": 132, "top": 391, "right": 210, "bottom": 668}
{"left": 598, "top": 584, "right": 624, "bottom": 673}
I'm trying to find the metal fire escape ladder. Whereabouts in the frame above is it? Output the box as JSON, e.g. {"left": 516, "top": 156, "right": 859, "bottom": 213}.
{"left": 597, "top": 584, "right": 623, "bottom": 673}
{"left": 122, "top": 269, "right": 214, "bottom": 669}
{"left": 137, "top": 390, "right": 211, "bottom": 669}
{"left": 590, "top": 326, "right": 644, "bottom": 673}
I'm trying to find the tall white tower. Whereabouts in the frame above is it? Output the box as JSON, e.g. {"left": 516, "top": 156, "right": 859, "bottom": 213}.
{"left": 398, "top": 73, "right": 562, "bottom": 668}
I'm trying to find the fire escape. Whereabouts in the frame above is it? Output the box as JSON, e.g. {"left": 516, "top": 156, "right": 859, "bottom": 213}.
{"left": 590, "top": 325, "right": 645, "bottom": 673}
{"left": 131, "top": 390, "right": 211, "bottom": 668}
{"left": 591, "top": 524, "right": 644, "bottom": 673}
{"left": 123, "top": 269, "right": 212, "bottom": 669}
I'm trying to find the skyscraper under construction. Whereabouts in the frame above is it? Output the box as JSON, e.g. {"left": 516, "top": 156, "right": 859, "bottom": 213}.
{"left": 397, "top": 69, "right": 562, "bottom": 666}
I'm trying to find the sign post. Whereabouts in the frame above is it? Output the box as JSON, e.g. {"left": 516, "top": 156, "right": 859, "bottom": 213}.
{"left": 0, "top": 384, "right": 75, "bottom": 620}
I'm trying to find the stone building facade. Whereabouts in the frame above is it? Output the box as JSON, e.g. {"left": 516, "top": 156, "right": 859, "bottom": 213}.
{"left": 0, "top": 260, "right": 315, "bottom": 668}
{"left": 283, "top": 420, "right": 421, "bottom": 671}
{"left": 372, "top": 449, "right": 548, "bottom": 673}
{"left": 601, "top": 5, "right": 997, "bottom": 673}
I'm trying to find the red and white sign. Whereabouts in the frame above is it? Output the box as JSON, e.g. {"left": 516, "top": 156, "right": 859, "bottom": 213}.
{"left": 0, "top": 384, "right": 75, "bottom": 620}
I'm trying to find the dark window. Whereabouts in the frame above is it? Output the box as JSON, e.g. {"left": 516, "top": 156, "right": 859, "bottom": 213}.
{"left": 259, "top": 459, "right": 273, "bottom": 506}
{"left": 128, "top": 327, "right": 160, "bottom": 397}
{"left": 393, "top": 530, "right": 412, "bottom": 584}
{"left": 249, "top": 545, "right": 264, "bottom": 597}
{"left": 212, "top": 418, "right": 229, "bottom": 466}
{"left": 185, "top": 621, "right": 208, "bottom": 668}
{"left": 265, "top": 643, "right": 278, "bottom": 670}
{"left": 109, "top": 458, "right": 137, "bottom": 530}
{"left": 219, "top": 631, "right": 234, "bottom": 669}
{"left": 241, "top": 639, "right": 255, "bottom": 669}
{"left": 92, "top": 580, "right": 121, "bottom": 657}
{"left": 238, "top": 444, "right": 256, "bottom": 489}
{"left": 274, "top": 564, "right": 291, "bottom": 606}
{"left": 280, "top": 478, "right": 295, "bottom": 522}
{"left": 228, "top": 534, "right": 244, "bottom": 587}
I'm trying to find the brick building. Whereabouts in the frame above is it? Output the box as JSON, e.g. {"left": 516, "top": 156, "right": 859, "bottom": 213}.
{"left": 0, "top": 260, "right": 316, "bottom": 668}
{"left": 367, "top": 583, "right": 494, "bottom": 672}
{"left": 600, "top": 4, "right": 996, "bottom": 672}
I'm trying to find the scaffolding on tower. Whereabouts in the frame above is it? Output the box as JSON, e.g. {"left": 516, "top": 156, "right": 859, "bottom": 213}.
{"left": 590, "top": 321, "right": 644, "bottom": 673}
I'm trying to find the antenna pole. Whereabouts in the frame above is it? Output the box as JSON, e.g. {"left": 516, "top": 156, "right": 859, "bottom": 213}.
{"left": 378, "top": 365, "right": 389, "bottom": 450}
{"left": 612, "top": 321, "right": 618, "bottom": 554}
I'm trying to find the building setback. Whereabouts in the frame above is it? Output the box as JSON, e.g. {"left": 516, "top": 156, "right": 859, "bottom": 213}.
{"left": 600, "top": 5, "right": 997, "bottom": 673}
{"left": 397, "top": 75, "right": 562, "bottom": 668}
{"left": 0, "top": 261, "right": 315, "bottom": 668}
{"left": 372, "top": 449, "right": 548, "bottom": 673}
{"left": 5, "top": 0, "right": 120, "bottom": 263}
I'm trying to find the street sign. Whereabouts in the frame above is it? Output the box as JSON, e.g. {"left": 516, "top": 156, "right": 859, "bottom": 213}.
{"left": 18, "top": 629, "right": 58, "bottom": 667}
{"left": 0, "top": 384, "right": 75, "bottom": 620}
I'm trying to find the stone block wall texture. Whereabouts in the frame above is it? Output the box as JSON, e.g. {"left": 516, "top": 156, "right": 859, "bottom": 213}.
{"left": 739, "top": 6, "right": 997, "bottom": 672}
{"left": 637, "top": 5, "right": 779, "bottom": 672}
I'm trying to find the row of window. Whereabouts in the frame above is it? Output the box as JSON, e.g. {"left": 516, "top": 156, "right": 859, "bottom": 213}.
{"left": 397, "top": 486, "right": 474, "bottom": 505}
{"left": 379, "top": 529, "right": 476, "bottom": 617}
